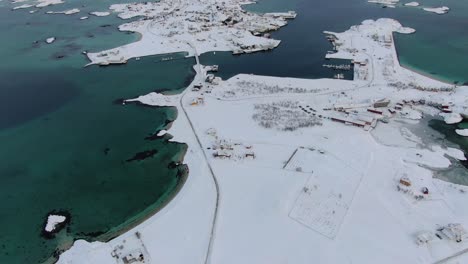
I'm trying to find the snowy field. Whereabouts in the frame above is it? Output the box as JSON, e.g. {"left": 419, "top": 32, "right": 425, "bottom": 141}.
{"left": 59, "top": 16, "right": 468, "bottom": 264}
{"left": 287, "top": 148, "right": 365, "bottom": 239}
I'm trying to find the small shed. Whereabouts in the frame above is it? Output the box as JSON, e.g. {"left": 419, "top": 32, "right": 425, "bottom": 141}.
{"left": 415, "top": 231, "right": 434, "bottom": 245}
{"left": 399, "top": 177, "right": 411, "bottom": 187}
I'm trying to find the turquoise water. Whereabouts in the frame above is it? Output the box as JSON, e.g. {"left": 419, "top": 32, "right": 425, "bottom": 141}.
{"left": 0, "top": 2, "right": 195, "bottom": 263}
{"left": 1, "top": 0, "right": 468, "bottom": 263}
{"left": 390, "top": 0, "right": 468, "bottom": 84}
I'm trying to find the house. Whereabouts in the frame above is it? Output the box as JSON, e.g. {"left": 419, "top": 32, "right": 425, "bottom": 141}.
{"left": 367, "top": 108, "right": 383, "bottom": 115}
{"left": 415, "top": 231, "right": 434, "bottom": 245}
{"left": 190, "top": 97, "right": 204, "bottom": 106}
{"left": 206, "top": 74, "right": 215, "bottom": 83}
{"left": 374, "top": 98, "right": 390, "bottom": 108}
{"left": 245, "top": 151, "right": 255, "bottom": 158}
{"left": 421, "top": 187, "right": 429, "bottom": 195}
{"left": 440, "top": 224, "right": 468, "bottom": 242}
{"left": 213, "top": 150, "right": 231, "bottom": 158}
{"left": 122, "top": 251, "right": 144, "bottom": 264}
{"left": 442, "top": 107, "right": 452, "bottom": 113}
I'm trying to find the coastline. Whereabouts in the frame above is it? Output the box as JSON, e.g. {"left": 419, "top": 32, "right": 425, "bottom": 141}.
{"left": 48, "top": 144, "right": 190, "bottom": 264}
{"left": 58, "top": 17, "right": 468, "bottom": 264}
{"left": 95, "top": 149, "right": 189, "bottom": 242}
{"left": 392, "top": 33, "right": 458, "bottom": 86}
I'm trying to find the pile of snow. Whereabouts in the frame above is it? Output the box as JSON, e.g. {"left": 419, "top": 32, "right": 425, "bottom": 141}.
{"left": 431, "top": 145, "right": 467, "bottom": 161}
{"left": 423, "top": 6, "right": 450, "bottom": 14}
{"left": 45, "top": 37, "right": 56, "bottom": 44}
{"left": 90, "top": 11, "right": 110, "bottom": 17}
{"left": 404, "top": 2, "right": 419, "bottom": 6}
{"left": 46, "top": 8, "right": 80, "bottom": 15}
{"left": 45, "top": 214, "right": 67, "bottom": 232}
{"left": 456, "top": 129, "right": 468, "bottom": 137}
{"left": 442, "top": 113, "right": 463, "bottom": 124}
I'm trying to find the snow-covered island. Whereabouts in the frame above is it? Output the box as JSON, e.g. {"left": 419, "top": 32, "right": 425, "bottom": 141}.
{"left": 404, "top": 2, "right": 419, "bottom": 7}
{"left": 42, "top": 212, "right": 70, "bottom": 239}
{"left": 85, "top": 0, "right": 296, "bottom": 66}
{"left": 367, "top": 0, "right": 449, "bottom": 15}
{"left": 45, "top": 215, "right": 67, "bottom": 232}
{"left": 12, "top": 0, "right": 64, "bottom": 9}
{"left": 89, "top": 11, "right": 110, "bottom": 17}
{"left": 46, "top": 8, "right": 80, "bottom": 15}
{"left": 45, "top": 37, "right": 56, "bottom": 44}
{"left": 368, "top": 0, "right": 399, "bottom": 8}
{"left": 58, "top": 17, "right": 468, "bottom": 264}
{"left": 423, "top": 6, "right": 450, "bottom": 14}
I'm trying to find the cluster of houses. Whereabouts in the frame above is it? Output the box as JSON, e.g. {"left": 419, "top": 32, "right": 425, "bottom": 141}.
{"left": 211, "top": 139, "right": 255, "bottom": 160}
{"left": 96, "top": 50, "right": 127, "bottom": 65}
{"left": 316, "top": 99, "right": 390, "bottom": 131}
{"left": 205, "top": 128, "right": 255, "bottom": 160}
{"left": 369, "top": 32, "right": 393, "bottom": 47}
{"left": 304, "top": 96, "right": 449, "bottom": 132}
{"left": 188, "top": 65, "right": 223, "bottom": 106}
{"left": 415, "top": 223, "right": 468, "bottom": 246}
{"left": 110, "top": 232, "right": 147, "bottom": 264}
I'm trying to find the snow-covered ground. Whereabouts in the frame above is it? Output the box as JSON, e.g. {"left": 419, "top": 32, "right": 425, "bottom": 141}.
{"left": 58, "top": 17, "right": 468, "bottom": 264}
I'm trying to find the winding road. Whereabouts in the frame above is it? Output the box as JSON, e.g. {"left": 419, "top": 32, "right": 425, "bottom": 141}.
{"left": 178, "top": 43, "right": 220, "bottom": 264}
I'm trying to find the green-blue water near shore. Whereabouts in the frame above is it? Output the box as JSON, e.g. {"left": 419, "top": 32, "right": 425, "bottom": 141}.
{"left": 1, "top": 0, "right": 468, "bottom": 263}
{"left": 0, "top": 2, "right": 195, "bottom": 263}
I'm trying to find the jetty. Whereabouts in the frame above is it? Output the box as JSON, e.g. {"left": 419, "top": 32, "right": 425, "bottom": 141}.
{"left": 323, "top": 64, "right": 352, "bottom": 70}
